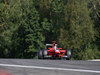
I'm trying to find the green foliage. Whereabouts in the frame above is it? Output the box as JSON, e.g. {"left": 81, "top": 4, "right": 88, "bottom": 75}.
{"left": 59, "top": 0, "right": 96, "bottom": 49}
{"left": 89, "top": 0, "right": 100, "bottom": 50}
{"left": 0, "top": 0, "right": 100, "bottom": 59}
{"left": 50, "top": 0, "right": 64, "bottom": 41}
{"left": 73, "top": 45, "right": 100, "bottom": 60}
{"left": 10, "top": 0, "right": 45, "bottom": 58}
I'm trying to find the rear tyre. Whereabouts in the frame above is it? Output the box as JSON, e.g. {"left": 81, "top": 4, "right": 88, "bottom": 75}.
{"left": 38, "top": 49, "right": 48, "bottom": 59}
{"left": 38, "top": 50, "right": 43, "bottom": 59}
{"left": 42, "top": 50, "right": 48, "bottom": 59}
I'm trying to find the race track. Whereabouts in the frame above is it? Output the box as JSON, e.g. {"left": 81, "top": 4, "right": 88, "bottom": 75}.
{"left": 0, "top": 59, "right": 100, "bottom": 75}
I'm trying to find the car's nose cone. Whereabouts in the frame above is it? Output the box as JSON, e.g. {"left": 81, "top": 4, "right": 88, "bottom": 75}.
{"left": 55, "top": 50, "right": 60, "bottom": 54}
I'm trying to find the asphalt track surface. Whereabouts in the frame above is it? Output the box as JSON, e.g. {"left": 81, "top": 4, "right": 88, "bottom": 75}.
{"left": 0, "top": 59, "right": 100, "bottom": 75}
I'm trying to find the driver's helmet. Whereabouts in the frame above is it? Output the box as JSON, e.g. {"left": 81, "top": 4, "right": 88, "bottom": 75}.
{"left": 52, "top": 41, "right": 56, "bottom": 48}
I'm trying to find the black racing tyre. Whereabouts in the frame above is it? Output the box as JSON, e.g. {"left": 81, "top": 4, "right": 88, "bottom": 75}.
{"left": 43, "top": 50, "right": 48, "bottom": 56}
{"left": 66, "top": 56, "right": 71, "bottom": 60}
{"left": 38, "top": 50, "right": 43, "bottom": 59}
{"left": 38, "top": 49, "right": 48, "bottom": 59}
{"left": 67, "top": 49, "right": 72, "bottom": 56}
{"left": 42, "top": 50, "right": 48, "bottom": 59}
{"left": 65, "top": 49, "right": 72, "bottom": 60}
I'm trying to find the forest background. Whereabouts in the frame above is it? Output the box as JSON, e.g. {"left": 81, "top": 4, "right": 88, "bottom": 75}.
{"left": 0, "top": 0, "right": 100, "bottom": 59}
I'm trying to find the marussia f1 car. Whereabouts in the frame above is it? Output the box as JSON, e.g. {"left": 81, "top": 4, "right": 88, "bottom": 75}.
{"left": 38, "top": 41, "right": 72, "bottom": 60}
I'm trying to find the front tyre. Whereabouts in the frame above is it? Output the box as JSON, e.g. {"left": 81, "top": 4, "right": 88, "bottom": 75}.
{"left": 66, "top": 49, "right": 72, "bottom": 60}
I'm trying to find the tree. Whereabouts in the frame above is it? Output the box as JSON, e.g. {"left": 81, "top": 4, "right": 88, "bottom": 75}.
{"left": 10, "top": 0, "right": 45, "bottom": 58}
{"left": 58, "top": 0, "right": 96, "bottom": 59}
{"left": 88, "top": 0, "right": 100, "bottom": 48}
{"left": 0, "top": 0, "right": 99, "bottom": 59}
{"left": 50, "top": 0, "right": 64, "bottom": 41}
{"left": 0, "top": 1, "right": 16, "bottom": 58}
{"left": 88, "top": 0, "right": 100, "bottom": 58}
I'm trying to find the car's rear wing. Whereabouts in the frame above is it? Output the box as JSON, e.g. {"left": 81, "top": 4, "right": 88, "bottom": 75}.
{"left": 46, "top": 44, "right": 57, "bottom": 46}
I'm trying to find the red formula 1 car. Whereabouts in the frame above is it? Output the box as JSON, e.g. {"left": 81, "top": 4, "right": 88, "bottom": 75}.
{"left": 38, "top": 41, "right": 72, "bottom": 60}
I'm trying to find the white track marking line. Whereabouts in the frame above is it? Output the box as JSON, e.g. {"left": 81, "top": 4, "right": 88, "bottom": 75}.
{"left": 0, "top": 64, "right": 100, "bottom": 73}
{"left": 88, "top": 60, "right": 100, "bottom": 61}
